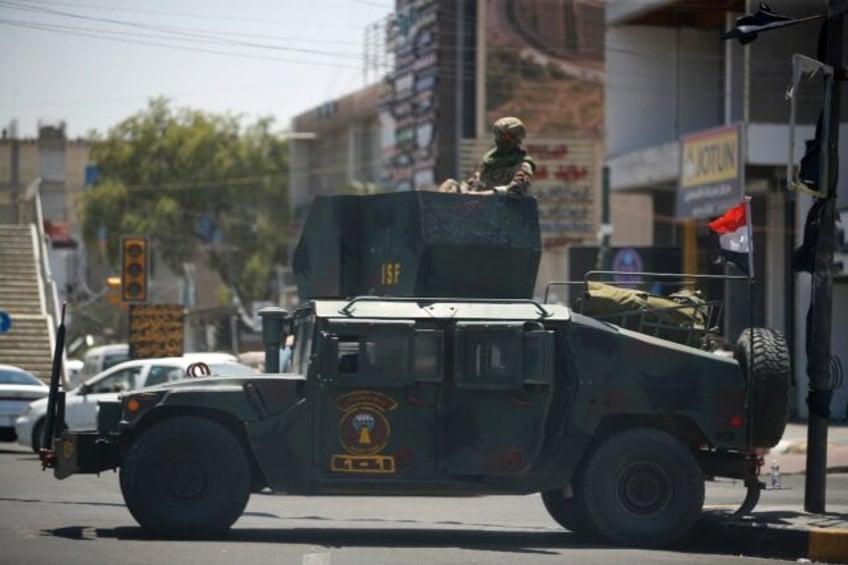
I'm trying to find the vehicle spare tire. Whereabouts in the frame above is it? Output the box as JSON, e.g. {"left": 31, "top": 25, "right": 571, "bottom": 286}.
{"left": 735, "top": 328, "right": 791, "bottom": 448}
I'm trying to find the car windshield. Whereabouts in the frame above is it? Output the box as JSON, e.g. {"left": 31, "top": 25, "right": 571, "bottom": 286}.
{"left": 0, "top": 368, "right": 45, "bottom": 387}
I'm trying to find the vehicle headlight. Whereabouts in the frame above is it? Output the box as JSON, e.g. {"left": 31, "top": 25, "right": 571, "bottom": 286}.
{"left": 19, "top": 404, "right": 32, "bottom": 417}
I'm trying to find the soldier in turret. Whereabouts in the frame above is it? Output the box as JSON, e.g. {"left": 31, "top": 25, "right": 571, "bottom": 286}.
{"left": 439, "top": 116, "right": 536, "bottom": 198}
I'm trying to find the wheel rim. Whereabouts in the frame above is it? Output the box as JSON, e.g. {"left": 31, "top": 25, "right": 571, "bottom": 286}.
{"left": 166, "top": 456, "right": 207, "bottom": 500}
{"left": 616, "top": 461, "right": 671, "bottom": 517}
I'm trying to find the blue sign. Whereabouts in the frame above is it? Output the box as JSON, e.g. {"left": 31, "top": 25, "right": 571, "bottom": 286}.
{"left": 0, "top": 311, "right": 11, "bottom": 334}
{"left": 612, "top": 248, "right": 644, "bottom": 289}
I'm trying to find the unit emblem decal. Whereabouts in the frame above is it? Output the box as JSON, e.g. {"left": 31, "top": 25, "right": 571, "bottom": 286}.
{"left": 331, "top": 390, "right": 398, "bottom": 473}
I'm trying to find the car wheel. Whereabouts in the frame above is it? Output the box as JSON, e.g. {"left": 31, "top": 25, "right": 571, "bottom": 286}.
{"left": 32, "top": 419, "right": 45, "bottom": 453}
{"left": 579, "top": 428, "right": 704, "bottom": 547}
{"left": 119, "top": 416, "right": 250, "bottom": 538}
{"left": 735, "top": 328, "right": 791, "bottom": 448}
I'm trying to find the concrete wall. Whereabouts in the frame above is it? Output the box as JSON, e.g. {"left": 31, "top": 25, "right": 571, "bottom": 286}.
{"left": 606, "top": 25, "right": 722, "bottom": 158}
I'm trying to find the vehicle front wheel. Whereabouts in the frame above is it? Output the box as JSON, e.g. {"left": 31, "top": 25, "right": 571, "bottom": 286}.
{"left": 579, "top": 428, "right": 704, "bottom": 547}
{"left": 541, "top": 488, "right": 595, "bottom": 536}
{"left": 119, "top": 416, "right": 251, "bottom": 538}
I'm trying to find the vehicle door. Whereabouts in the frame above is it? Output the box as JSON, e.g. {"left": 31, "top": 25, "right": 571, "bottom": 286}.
{"left": 65, "top": 365, "right": 145, "bottom": 429}
{"left": 314, "top": 319, "right": 443, "bottom": 479}
{"left": 441, "top": 321, "right": 555, "bottom": 476}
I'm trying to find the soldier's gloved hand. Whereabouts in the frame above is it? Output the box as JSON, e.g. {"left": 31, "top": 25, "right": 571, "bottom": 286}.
{"left": 492, "top": 185, "right": 511, "bottom": 196}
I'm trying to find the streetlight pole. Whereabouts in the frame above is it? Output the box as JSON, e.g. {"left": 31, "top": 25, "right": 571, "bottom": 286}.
{"left": 804, "top": 0, "right": 844, "bottom": 514}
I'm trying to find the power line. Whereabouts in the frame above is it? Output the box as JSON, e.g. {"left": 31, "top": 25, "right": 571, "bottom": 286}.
{"left": 0, "top": 18, "right": 365, "bottom": 68}
{"left": 7, "top": 0, "right": 390, "bottom": 30}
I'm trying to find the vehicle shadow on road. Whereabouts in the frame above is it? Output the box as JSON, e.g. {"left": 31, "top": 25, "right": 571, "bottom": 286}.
{"left": 48, "top": 525, "right": 609, "bottom": 555}
{"left": 1, "top": 496, "right": 126, "bottom": 509}
{"left": 43, "top": 523, "right": 758, "bottom": 558}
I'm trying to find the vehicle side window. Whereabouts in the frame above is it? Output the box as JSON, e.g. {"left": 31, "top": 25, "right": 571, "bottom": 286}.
{"left": 337, "top": 334, "right": 409, "bottom": 377}
{"left": 455, "top": 323, "right": 523, "bottom": 390}
{"left": 413, "top": 330, "right": 443, "bottom": 382}
{"left": 89, "top": 367, "right": 141, "bottom": 393}
{"left": 102, "top": 353, "right": 129, "bottom": 371}
{"left": 145, "top": 365, "right": 182, "bottom": 387}
{"left": 523, "top": 330, "right": 555, "bottom": 385}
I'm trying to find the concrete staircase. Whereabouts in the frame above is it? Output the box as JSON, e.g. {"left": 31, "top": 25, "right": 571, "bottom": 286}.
{"left": 0, "top": 224, "right": 53, "bottom": 381}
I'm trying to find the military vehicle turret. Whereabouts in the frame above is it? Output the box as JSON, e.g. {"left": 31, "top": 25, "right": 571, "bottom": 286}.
{"left": 38, "top": 191, "right": 790, "bottom": 548}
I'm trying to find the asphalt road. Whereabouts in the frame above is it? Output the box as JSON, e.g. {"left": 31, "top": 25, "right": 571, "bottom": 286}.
{"left": 1, "top": 443, "right": 841, "bottom": 565}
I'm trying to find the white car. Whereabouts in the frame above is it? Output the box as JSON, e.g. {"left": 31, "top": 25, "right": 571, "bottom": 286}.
{"left": 15, "top": 353, "right": 257, "bottom": 451}
{"left": 0, "top": 364, "right": 49, "bottom": 442}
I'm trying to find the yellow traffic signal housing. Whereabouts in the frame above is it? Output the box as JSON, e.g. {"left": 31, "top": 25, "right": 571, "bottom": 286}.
{"left": 121, "top": 236, "right": 149, "bottom": 303}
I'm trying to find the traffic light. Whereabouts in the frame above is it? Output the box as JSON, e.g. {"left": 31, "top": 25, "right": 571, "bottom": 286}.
{"left": 121, "top": 236, "right": 149, "bottom": 303}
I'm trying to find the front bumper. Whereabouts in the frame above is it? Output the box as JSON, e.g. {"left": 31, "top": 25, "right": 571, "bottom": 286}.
{"left": 51, "top": 431, "right": 120, "bottom": 479}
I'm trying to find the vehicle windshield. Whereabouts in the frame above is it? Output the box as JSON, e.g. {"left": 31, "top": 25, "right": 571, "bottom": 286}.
{"left": 0, "top": 368, "right": 45, "bottom": 387}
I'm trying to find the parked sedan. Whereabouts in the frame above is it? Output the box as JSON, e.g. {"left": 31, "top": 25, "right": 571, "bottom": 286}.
{"left": 0, "top": 364, "right": 49, "bottom": 442}
{"left": 15, "top": 354, "right": 257, "bottom": 451}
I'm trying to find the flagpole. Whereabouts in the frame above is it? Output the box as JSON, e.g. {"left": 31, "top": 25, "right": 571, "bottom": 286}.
{"left": 744, "top": 195, "right": 755, "bottom": 454}
{"left": 744, "top": 195, "right": 755, "bottom": 281}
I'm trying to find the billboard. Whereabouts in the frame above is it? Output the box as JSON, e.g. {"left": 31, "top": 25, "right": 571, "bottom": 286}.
{"left": 484, "top": 0, "right": 605, "bottom": 250}
{"left": 676, "top": 124, "right": 744, "bottom": 219}
{"left": 484, "top": 0, "right": 605, "bottom": 138}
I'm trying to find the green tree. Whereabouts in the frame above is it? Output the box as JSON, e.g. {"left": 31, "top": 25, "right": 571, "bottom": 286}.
{"left": 81, "top": 97, "right": 289, "bottom": 303}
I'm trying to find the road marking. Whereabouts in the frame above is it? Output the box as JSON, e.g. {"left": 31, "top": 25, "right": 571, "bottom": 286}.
{"left": 302, "top": 553, "right": 331, "bottom": 565}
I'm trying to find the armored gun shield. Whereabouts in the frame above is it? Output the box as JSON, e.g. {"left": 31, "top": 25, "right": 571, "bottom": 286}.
{"left": 293, "top": 192, "right": 541, "bottom": 299}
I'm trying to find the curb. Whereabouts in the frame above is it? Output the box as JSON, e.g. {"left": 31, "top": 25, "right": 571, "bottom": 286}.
{"left": 698, "top": 513, "right": 848, "bottom": 563}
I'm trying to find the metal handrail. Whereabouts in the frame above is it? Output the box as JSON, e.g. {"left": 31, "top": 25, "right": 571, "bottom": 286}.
{"left": 22, "top": 179, "right": 67, "bottom": 387}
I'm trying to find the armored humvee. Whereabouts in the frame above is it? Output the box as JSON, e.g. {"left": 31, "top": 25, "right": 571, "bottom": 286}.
{"left": 39, "top": 191, "right": 790, "bottom": 548}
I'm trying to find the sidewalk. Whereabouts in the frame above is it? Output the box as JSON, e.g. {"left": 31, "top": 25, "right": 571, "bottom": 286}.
{"left": 699, "top": 421, "right": 848, "bottom": 563}
{"left": 771, "top": 421, "right": 848, "bottom": 474}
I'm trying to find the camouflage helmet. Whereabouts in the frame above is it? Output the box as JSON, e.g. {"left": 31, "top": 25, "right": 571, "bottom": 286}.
{"left": 492, "top": 116, "right": 526, "bottom": 142}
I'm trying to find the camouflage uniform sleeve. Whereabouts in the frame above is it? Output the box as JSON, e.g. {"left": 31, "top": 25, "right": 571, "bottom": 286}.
{"left": 506, "top": 156, "right": 536, "bottom": 198}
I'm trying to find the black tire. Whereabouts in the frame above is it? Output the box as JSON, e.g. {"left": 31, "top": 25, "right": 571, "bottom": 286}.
{"left": 119, "top": 417, "right": 250, "bottom": 538}
{"left": 541, "top": 488, "right": 595, "bottom": 536}
{"left": 31, "top": 419, "right": 45, "bottom": 453}
{"left": 579, "top": 428, "right": 704, "bottom": 547}
{"left": 735, "top": 328, "right": 790, "bottom": 448}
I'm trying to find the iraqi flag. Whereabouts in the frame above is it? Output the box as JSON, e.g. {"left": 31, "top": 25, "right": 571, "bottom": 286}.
{"left": 708, "top": 200, "right": 753, "bottom": 276}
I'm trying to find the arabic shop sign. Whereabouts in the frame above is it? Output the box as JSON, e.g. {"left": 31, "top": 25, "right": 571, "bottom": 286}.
{"left": 529, "top": 138, "right": 602, "bottom": 250}
{"left": 676, "top": 124, "right": 743, "bottom": 220}
{"left": 129, "top": 304, "right": 184, "bottom": 359}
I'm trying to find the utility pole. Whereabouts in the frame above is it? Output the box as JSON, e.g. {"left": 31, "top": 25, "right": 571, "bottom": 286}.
{"left": 723, "top": 0, "right": 844, "bottom": 513}
{"left": 804, "top": 0, "right": 844, "bottom": 514}
{"left": 595, "top": 166, "right": 612, "bottom": 274}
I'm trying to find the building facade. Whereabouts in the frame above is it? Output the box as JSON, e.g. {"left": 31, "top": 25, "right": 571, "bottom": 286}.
{"left": 605, "top": 0, "right": 848, "bottom": 418}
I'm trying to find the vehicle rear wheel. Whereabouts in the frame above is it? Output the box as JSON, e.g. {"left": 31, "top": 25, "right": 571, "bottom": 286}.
{"left": 119, "top": 416, "right": 250, "bottom": 538}
{"left": 735, "top": 328, "right": 790, "bottom": 448}
{"left": 579, "top": 428, "right": 704, "bottom": 547}
{"left": 541, "top": 487, "right": 595, "bottom": 536}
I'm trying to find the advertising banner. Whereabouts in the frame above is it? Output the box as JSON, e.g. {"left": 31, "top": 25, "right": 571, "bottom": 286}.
{"left": 676, "top": 124, "right": 744, "bottom": 219}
